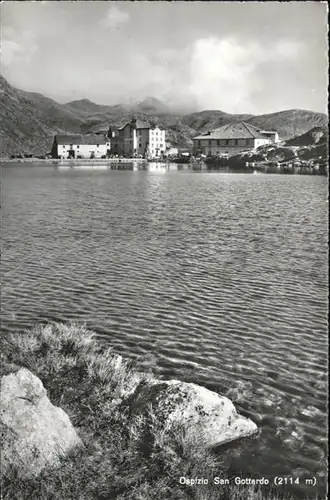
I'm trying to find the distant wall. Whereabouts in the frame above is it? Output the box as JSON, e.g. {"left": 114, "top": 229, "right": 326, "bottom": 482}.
{"left": 254, "top": 138, "right": 272, "bottom": 148}
{"left": 260, "top": 132, "right": 280, "bottom": 143}
{"left": 122, "top": 125, "right": 132, "bottom": 156}
{"left": 136, "top": 128, "right": 149, "bottom": 156}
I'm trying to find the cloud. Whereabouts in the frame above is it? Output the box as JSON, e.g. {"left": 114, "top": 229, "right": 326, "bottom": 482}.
{"left": 95, "top": 55, "right": 172, "bottom": 104}
{"left": 86, "top": 37, "right": 304, "bottom": 111}
{"left": 186, "top": 36, "right": 306, "bottom": 113}
{"left": 101, "top": 6, "right": 129, "bottom": 28}
{"left": 273, "top": 40, "right": 303, "bottom": 59}
{"left": 1, "top": 27, "right": 38, "bottom": 67}
{"left": 188, "top": 37, "right": 264, "bottom": 113}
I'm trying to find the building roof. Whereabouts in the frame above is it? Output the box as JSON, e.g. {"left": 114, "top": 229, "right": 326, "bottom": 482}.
{"left": 193, "top": 121, "right": 275, "bottom": 140}
{"left": 135, "top": 120, "right": 150, "bottom": 129}
{"left": 55, "top": 134, "right": 108, "bottom": 145}
{"left": 150, "top": 125, "right": 165, "bottom": 131}
{"left": 117, "top": 120, "right": 150, "bottom": 131}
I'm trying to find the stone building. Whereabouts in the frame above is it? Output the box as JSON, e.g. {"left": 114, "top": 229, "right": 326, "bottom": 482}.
{"left": 193, "top": 121, "right": 279, "bottom": 157}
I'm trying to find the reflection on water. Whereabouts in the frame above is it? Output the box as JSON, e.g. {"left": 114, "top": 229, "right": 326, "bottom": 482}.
{"left": 52, "top": 161, "right": 236, "bottom": 173}
{"left": 53, "top": 161, "right": 207, "bottom": 172}
{"left": 1, "top": 163, "right": 328, "bottom": 497}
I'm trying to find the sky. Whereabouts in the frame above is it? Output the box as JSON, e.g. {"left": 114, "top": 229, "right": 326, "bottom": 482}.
{"left": 1, "top": 1, "right": 328, "bottom": 114}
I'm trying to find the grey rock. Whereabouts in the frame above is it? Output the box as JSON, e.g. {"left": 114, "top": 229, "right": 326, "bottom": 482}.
{"left": 126, "top": 379, "right": 258, "bottom": 448}
{"left": 1, "top": 367, "right": 83, "bottom": 478}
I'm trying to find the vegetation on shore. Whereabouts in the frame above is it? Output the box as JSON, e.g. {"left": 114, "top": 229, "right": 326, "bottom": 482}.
{"left": 1, "top": 323, "right": 312, "bottom": 499}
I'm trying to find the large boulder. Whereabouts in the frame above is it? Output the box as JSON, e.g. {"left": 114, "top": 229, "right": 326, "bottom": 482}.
{"left": 125, "top": 379, "right": 258, "bottom": 448}
{"left": 0, "top": 367, "right": 83, "bottom": 478}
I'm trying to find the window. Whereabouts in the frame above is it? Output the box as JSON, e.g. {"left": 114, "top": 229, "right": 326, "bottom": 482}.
{"left": 209, "top": 140, "right": 212, "bottom": 146}
{"left": 139, "top": 143, "right": 142, "bottom": 148}
{"left": 97, "top": 144, "right": 99, "bottom": 147}
{"left": 77, "top": 145, "right": 80, "bottom": 149}
{"left": 217, "top": 140, "right": 220, "bottom": 146}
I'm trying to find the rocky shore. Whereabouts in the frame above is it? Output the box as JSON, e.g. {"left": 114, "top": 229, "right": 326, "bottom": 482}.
{"left": 205, "top": 129, "right": 328, "bottom": 176}
{"left": 1, "top": 323, "right": 297, "bottom": 500}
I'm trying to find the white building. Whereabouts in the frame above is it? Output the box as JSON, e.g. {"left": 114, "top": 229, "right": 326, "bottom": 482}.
{"left": 51, "top": 134, "right": 110, "bottom": 159}
{"left": 193, "top": 122, "right": 280, "bottom": 157}
{"left": 147, "top": 125, "right": 166, "bottom": 158}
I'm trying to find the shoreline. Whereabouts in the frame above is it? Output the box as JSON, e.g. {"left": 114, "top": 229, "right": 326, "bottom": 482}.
{"left": 1, "top": 157, "right": 327, "bottom": 175}
{"left": 1, "top": 157, "right": 148, "bottom": 164}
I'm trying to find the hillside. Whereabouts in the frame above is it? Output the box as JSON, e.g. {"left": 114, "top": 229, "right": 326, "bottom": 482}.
{"left": 182, "top": 110, "right": 253, "bottom": 132}
{"left": 64, "top": 98, "right": 118, "bottom": 117}
{"left": 0, "top": 75, "right": 328, "bottom": 156}
{"left": 0, "top": 76, "right": 82, "bottom": 155}
{"left": 246, "top": 109, "right": 327, "bottom": 140}
{"left": 21, "top": 91, "right": 83, "bottom": 132}
{"left": 284, "top": 126, "right": 328, "bottom": 146}
{"left": 64, "top": 96, "right": 175, "bottom": 117}
{"left": 0, "top": 75, "right": 54, "bottom": 155}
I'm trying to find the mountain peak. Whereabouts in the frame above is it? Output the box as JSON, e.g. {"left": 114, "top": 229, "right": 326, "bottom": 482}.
{"left": 139, "top": 96, "right": 166, "bottom": 106}
{"left": 66, "top": 98, "right": 95, "bottom": 106}
{"left": 133, "top": 96, "right": 171, "bottom": 114}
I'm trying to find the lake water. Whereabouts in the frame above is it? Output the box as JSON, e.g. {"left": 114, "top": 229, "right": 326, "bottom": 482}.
{"left": 1, "top": 163, "right": 328, "bottom": 497}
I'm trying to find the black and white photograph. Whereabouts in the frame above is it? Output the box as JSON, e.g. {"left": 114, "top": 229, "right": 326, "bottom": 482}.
{"left": 0, "top": 2, "right": 328, "bottom": 499}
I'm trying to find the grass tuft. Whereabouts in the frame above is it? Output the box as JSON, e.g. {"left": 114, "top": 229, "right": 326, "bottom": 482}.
{"left": 1, "top": 323, "right": 309, "bottom": 499}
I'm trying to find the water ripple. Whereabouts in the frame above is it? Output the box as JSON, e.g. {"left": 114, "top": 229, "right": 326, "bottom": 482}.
{"left": 1, "top": 165, "right": 328, "bottom": 497}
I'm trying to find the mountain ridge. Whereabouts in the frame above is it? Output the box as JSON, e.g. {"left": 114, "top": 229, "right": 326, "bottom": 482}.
{"left": 0, "top": 75, "right": 328, "bottom": 156}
